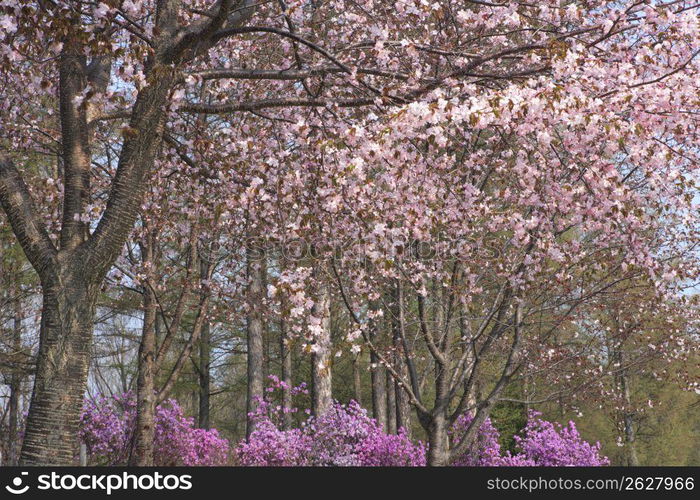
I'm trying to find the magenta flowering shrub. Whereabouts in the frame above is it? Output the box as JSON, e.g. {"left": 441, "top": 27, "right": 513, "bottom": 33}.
{"left": 450, "top": 411, "right": 608, "bottom": 466}
{"left": 237, "top": 379, "right": 608, "bottom": 467}
{"left": 501, "top": 411, "right": 610, "bottom": 466}
{"left": 80, "top": 393, "right": 229, "bottom": 466}
{"left": 450, "top": 414, "right": 503, "bottom": 466}
{"left": 236, "top": 419, "right": 312, "bottom": 466}
{"left": 236, "top": 377, "right": 425, "bottom": 466}
{"left": 305, "top": 401, "right": 426, "bottom": 466}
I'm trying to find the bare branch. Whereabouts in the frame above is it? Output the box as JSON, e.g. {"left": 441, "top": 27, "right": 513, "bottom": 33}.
{"left": 181, "top": 97, "right": 376, "bottom": 114}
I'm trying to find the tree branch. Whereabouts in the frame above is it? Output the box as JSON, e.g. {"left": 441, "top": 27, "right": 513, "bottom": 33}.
{"left": 181, "top": 96, "right": 376, "bottom": 114}
{"left": 0, "top": 157, "right": 58, "bottom": 278}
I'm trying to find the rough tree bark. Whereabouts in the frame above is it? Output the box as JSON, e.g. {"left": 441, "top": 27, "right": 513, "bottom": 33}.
{"left": 246, "top": 245, "right": 266, "bottom": 437}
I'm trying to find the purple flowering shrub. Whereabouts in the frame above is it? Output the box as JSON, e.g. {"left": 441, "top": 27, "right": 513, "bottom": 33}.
{"left": 236, "top": 376, "right": 425, "bottom": 466}
{"left": 450, "top": 414, "right": 503, "bottom": 466}
{"left": 80, "top": 384, "right": 607, "bottom": 467}
{"left": 238, "top": 378, "right": 607, "bottom": 467}
{"left": 80, "top": 393, "right": 229, "bottom": 466}
{"left": 451, "top": 411, "right": 608, "bottom": 466}
{"left": 500, "top": 411, "right": 610, "bottom": 466}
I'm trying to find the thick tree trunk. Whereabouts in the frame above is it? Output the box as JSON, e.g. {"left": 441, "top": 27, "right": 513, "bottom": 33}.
{"left": 280, "top": 311, "right": 294, "bottom": 430}
{"left": 20, "top": 278, "right": 98, "bottom": 465}
{"left": 427, "top": 412, "right": 450, "bottom": 466}
{"left": 311, "top": 282, "right": 332, "bottom": 416}
{"left": 246, "top": 246, "right": 266, "bottom": 437}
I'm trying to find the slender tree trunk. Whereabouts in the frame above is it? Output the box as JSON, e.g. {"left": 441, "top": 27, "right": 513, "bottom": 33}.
{"left": 20, "top": 278, "right": 98, "bottom": 465}
{"left": 198, "top": 256, "right": 212, "bottom": 429}
{"left": 131, "top": 236, "right": 157, "bottom": 466}
{"left": 198, "top": 321, "right": 211, "bottom": 430}
{"left": 7, "top": 280, "right": 23, "bottom": 465}
{"left": 395, "top": 379, "right": 412, "bottom": 437}
{"left": 352, "top": 354, "right": 362, "bottom": 406}
{"left": 617, "top": 349, "right": 639, "bottom": 466}
{"left": 386, "top": 369, "right": 397, "bottom": 434}
{"left": 311, "top": 281, "right": 332, "bottom": 416}
{"left": 392, "top": 283, "right": 411, "bottom": 436}
{"left": 246, "top": 245, "right": 266, "bottom": 437}
{"left": 280, "top": 310, "right": 294, "bottom": 430}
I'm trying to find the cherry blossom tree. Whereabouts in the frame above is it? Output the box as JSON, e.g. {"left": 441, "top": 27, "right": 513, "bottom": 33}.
{"left": 1, "top": 0, "right": 699, "bottom": 466}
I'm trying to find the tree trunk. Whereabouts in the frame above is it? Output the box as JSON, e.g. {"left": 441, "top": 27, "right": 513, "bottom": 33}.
{"left": 131, "top": 278, "right": 157, "bottom": 465}
{"left": 198, "top": 320, "right": 211, "bottom": 430}
{"left": 370, "top": 353, "right": 387, "bottom": 428}
{"left": 246, "top": 245, "right": 266, "bottom": 437}
{"left": 311, "top": 282, "right": 332, "bottom": 416}
{"left": 386, "top": 370, "right": 397, "bottom": 434}
{"left": 7, "top": 280, "right": 23, "bottom": 465}
{"left": 20, "top": 278, "right": 98, "bottom": 465}
{"left": 427, "top": 412, "right": 450, "bottom": 466}
{"left": 617, "top": 349, "right": 639, "bottom": 466}
{"left": 352, "top": 354, "right": 362, "bottom": 406}
{"left": 280, "top": 310, "right": 293, "bottom": 430}
{"left": 198, "top": 256, "right": 212, "bottom": 429}
{"left": 370, "top": 301, "right": 387, "bottom": 428}
{"left": 392, "top": 284, "right": 411, "bottom": 436}
{"left": 395, "top": 379, "right": 412, "bottom": 437}
{"left": 130, "top": 230, "right": 158, "bottom": 466}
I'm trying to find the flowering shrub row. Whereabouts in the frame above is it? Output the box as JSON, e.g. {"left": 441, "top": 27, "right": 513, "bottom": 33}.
{"left": 80, "top": 386, "right": 607, "bottom": 467}
{"left": 236, "top": 378, "right": 608, "bottom": 466}
{"left": 79, "top": 393, "right": 229, "bottom": 466}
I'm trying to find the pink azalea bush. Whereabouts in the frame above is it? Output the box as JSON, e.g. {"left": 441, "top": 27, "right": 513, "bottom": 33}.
{"left": 451, "top": 411, "right": 608, "bottom": 466}
{"left": 237, "top": 378, "right": 607, "bottom": 467}
{"left": 499, "top": 411, "right": 609, "bottom": 466}
{"left": 80, "top": 393, "right": 229, "bottom": 466}
{"left": 237, "top": 398, "right": 426, "bottom": 466}
{"left": 450, "top": 414, "right": 503, "bottom": 466}
{"left": 237, "top": 377, "right": 425, "bottom": 466}
{"left": 81, "top": 385, "right": 607, "bottom": 467}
